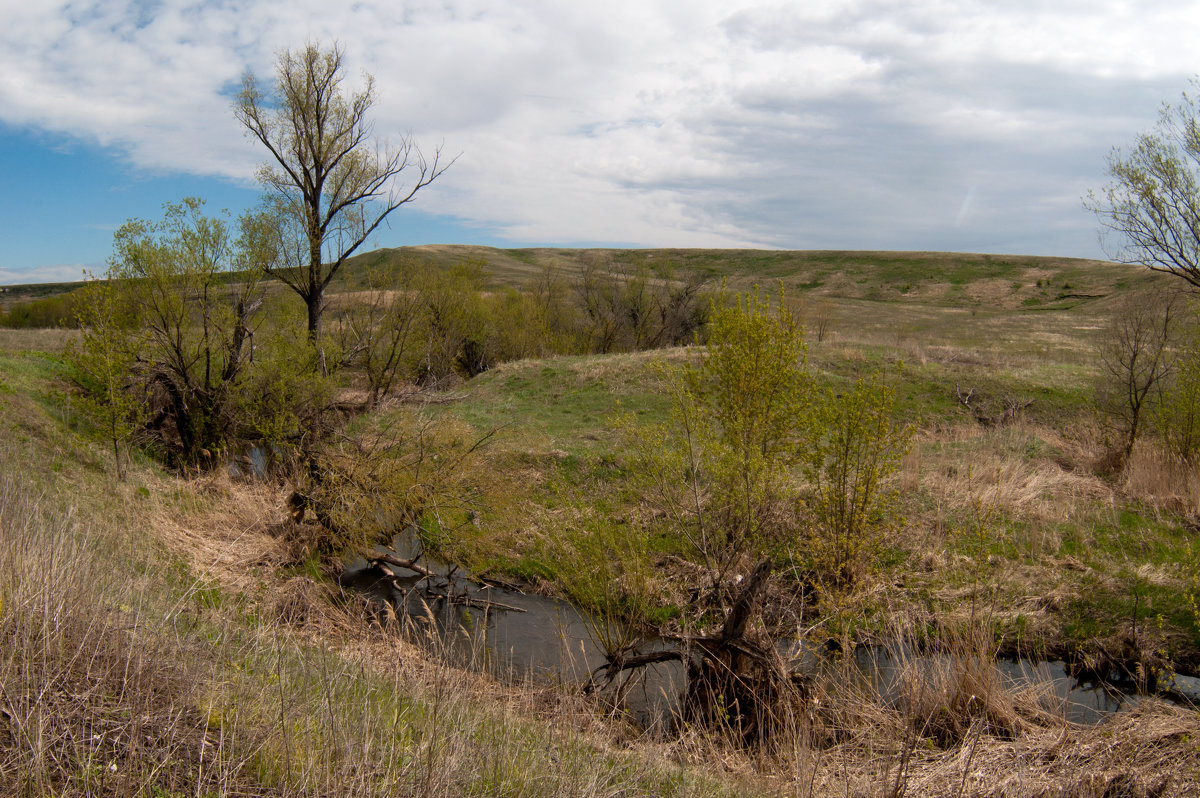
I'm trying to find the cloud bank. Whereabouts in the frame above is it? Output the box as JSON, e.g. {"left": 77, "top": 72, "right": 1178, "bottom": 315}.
{"left": 3, "top": 0, "right": 1200, "bottom": 257}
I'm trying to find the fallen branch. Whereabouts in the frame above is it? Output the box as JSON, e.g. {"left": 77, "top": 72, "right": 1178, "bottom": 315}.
{"left": 377, "top": 561, "right": 528, "bottom": 614}
{"left": 449, "top": 592, "right": 527, "bottom": 614}
{"left": 370, "top": 551, "right": 436, "bottom": 579}
{"left": 586, "top": 649, "right": 687, "bottom": 693}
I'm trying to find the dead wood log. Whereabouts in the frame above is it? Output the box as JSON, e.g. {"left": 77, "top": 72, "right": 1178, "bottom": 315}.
{"left": 376, "top": 560, "right": 528, "bottom": 613}
{"left": 449, "top": 592, "right": 527, "bottom": 614}
{"left": 682, "top": 559, "right": 806, "bottom": 744}
{"left": 720, "top": 559, "right": 772, "bottom": 641}
{"left": 370, "top": 551, "right": 436, "bottom": 579}
{"left": 586, "top": 558, "right": 805, "bottom": 744}
{"left": 585, "top": 649, "right": 687, "bottom": 694}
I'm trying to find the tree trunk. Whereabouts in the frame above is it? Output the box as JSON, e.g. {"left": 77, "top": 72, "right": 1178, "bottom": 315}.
{"left": 306, "top": 291, "right": 328, "bottom": 377}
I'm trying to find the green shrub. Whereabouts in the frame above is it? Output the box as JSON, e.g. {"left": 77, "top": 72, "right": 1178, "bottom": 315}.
{"left": 636, "top": 287, "right": 814, "bottom": 600}
{"left": 802, "top": 373, "right": 912, "bottom": 588}
{"left": 1157, "top": 323, "right": 1200, "bottom": 465}
{"left": 233, "top": 309, "right": 338, "bottom": 454}
{"left": 67, "top": 278, "right": 146, "bottom": 478}
{"left": 0, "top": 291, "right": 82, "bottom": 328}
{"left": 544, "top": 517, "right": 656, "bottom": 659}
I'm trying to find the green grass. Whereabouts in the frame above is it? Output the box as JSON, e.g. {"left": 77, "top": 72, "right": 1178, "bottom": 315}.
{"left": 0, "top": 343, "right": 765, "bottom": 797}
{"left": 441, "top": 350, "right": 680, "bottom": 456}
{"left": 5, "top": 246, "right": 1200, "bottom": 792}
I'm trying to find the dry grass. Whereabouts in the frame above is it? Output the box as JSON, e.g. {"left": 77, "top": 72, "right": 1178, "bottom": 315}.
{"left": 0, "top": 327, "right": 77, "bottom": 354}
{"left": 917, "top": 427, "right": 1105, "bottom": 528}
{"left": 1122, "top": 442, "right": 1200, "bottom": 520}
{"left": 893, "top": 702, "right": 1199, "bottom": 797}
{"left": 790, "top": 631, "right": 1200, "bottom": 797}
{"left": 0, "top": 435, "right": 759, "bottom": 797}
{"left": 0, "top": 468, "right": 264, "bottom": 796}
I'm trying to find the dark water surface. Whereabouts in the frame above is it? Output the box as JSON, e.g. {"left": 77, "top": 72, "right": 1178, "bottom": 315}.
{"left": 343, "top": 536, "right": 1199, "bottom": 728}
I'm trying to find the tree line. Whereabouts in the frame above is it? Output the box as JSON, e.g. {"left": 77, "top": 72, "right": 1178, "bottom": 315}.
{"left": 68, "top": 208, "right": 712, "bottom": 471}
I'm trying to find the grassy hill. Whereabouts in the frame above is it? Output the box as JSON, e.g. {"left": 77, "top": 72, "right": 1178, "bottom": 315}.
{"left": 342, "top": 245, "right": 1157, "bottom": 302}
{"left": 2, "top": 249, "right": 1198, "bottom": 796}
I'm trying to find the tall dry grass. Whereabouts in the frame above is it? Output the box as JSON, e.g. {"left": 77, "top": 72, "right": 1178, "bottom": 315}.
{"left": 0, "top": 445, "right": 757, "bottom": 797}
{"left": 1122, "top": 441, "right": 1200, "bottom": 520}
{"left": 787, "top": 622, "right": 1200, "bottom": 797}
{"left": 0, "top": 327, "right": 78, "bottom": 354}
{"left": 0, "top": 466, "right": 259, "bottom": 795}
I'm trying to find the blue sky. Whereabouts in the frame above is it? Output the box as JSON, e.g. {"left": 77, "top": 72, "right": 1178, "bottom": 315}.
{"left": 0, "top": 124, "right": 504, "bottom": 283}
{"left": 3, "top": 1, "right": 1200, "bottom": 284}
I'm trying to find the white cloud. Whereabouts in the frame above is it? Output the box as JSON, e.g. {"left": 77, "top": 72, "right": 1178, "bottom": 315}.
{"left": 0, "top": 263, "right": 92, "bottom": 286}
{"left": 3, "top": 0, "right": 1200, "bottom": 254}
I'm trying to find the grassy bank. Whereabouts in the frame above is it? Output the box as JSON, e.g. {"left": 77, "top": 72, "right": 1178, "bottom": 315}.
{"left": 0, "top": 345, "right": 762, "bottom": 797}
{"left": 422, "top": 344, "right": 1200, "bottom": 672}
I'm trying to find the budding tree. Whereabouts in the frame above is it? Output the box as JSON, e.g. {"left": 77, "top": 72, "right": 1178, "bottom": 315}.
{"left": 1095, "top": 286, "right": 1182, "bottom": 463}
{"left": 1087, "top": 82, "right": 1200, "bottom": 288}
{"left": 235, "top": 42, "right": 452, "bottom": 361}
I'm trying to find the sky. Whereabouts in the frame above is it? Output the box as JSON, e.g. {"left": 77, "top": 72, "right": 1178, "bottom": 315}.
{"left": 2, "top": 1, "right": 1200, "bottom": 285}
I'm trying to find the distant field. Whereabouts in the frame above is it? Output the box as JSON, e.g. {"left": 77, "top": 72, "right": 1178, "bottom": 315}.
{"left": 0, "top": 279, "right": 84, "bottom": 310}
{"left": 329, "top": 245, "right": 1162, "bottom": 372}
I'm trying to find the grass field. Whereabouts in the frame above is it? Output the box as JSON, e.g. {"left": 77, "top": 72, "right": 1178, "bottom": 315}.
{"left": 2, "top": 248, "right": 1199, "bottom": 796}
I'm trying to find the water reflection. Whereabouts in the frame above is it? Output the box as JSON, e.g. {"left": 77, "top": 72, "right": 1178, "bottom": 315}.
{"left": 343, "top": 536, "right": 1197, "bottom": 730}
{"left": 341, "top": 555, "right": 685, "bottom": 729}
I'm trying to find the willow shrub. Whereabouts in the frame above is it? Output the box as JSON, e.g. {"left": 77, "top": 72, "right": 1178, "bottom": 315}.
{"left": 637, "top": 288, "right": 911, "bottom": 604}
{"left": 1157, "top": 323, "right": 1200, "bottom": 466}
{"left": 634, "top": 288, "right": 814, "bottom": 605}
{"left": 802, "top": 373, "right": 912, "bottom": 589}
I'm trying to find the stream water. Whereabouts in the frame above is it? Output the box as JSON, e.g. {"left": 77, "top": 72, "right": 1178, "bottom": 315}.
{"left": 340, "top": 545, "right": 686, "bottom": 728}
{"left": 342, "top": 537, "right": 1199, "bottom": 729}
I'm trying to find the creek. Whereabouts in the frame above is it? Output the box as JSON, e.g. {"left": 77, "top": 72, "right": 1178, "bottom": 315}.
{"left": 341, "top": 535, "right": 1199, "bottom": 729}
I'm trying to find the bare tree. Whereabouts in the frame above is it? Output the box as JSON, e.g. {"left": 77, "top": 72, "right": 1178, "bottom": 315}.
{"left": 330, "top": 257, "right": 426, "bottom": 408}
{"left": 1096, "top": 286, "right": 1182, "bottom": 464}
{"left": 235, "top": 42, "right": 453, "bottom": 365}
{"left": 1086, "top": 83, "right": 1200, "bottom": 289}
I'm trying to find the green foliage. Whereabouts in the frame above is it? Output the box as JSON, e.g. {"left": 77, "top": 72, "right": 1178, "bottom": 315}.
{"left": 303, "top": 413, "right": 492, "bottom": 556}
{"left": 522, "top": 264, "right": 583, "bottom": 355}
{"left": 105, "top": 197, "right": 271, "bottom": 463}
{"left": 1157, "top": 319, "right": 1200, "bottom": 465}
{"left": 635, "top": 287, "right": 814, "bottom": 598}
{"left": 1087, "top": 83, "right": 1200, "bottom": 290}
{"left": 802, "top": 372, "right": 912, "bottom": 587}
{"left": 633, "top": 288, "right": 911, "bottom": 600}
{"left": 1187, "top": 542, "right": 1200, "bottom": 639}
{"left": 233, "top": 308, "right": 338, "bottom": 452}
{"left": 332, "top": 258, "right": 426, "bottom": 407}
{"left": 0, "top": 291, "right": 82, "bottom": 329}
{"left": 67, "top": 277, "right": 147, "bottom": 478}
{"left": 691, "top": 289, "right": 813, "bottom": 555}
{"left": 545, "top": 517, "right": 657, "bottom": 658}
{"left": 416, "top": 260, "right": 495, "bottom": 381}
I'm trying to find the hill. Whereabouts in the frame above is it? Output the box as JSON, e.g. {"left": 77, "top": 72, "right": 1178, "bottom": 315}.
{"left": 1, "top": 248, "right": 1197, "bottom": 795}
{"left": 340, "top": 245, "right": 1161, "bottom": 309}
